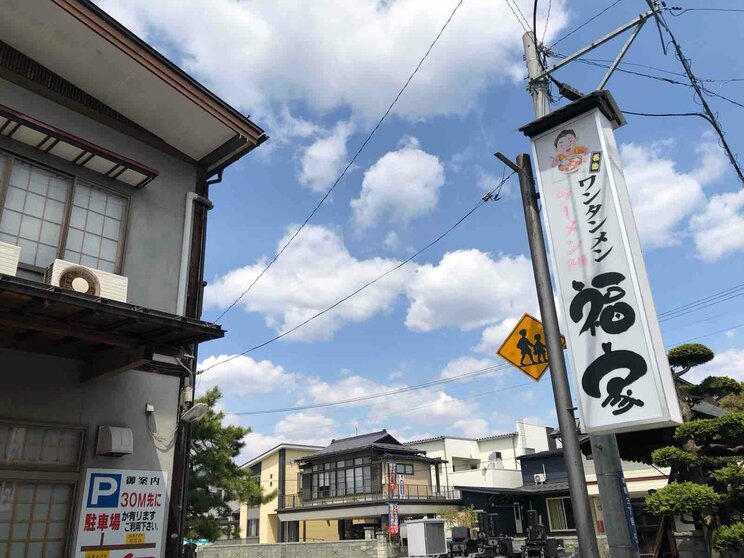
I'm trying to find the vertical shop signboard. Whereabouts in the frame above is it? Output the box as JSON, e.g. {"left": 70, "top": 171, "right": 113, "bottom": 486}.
{"left": 523, "top": 92, "right": 682, "bottom": 434}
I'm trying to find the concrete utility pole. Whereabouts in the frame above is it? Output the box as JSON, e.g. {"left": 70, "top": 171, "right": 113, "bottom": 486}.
{"left": 520, "top": 30, "right": 639, "bottom": 558}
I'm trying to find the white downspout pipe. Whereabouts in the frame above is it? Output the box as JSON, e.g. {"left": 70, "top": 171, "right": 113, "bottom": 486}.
{"left": 176, "top": 192, "right": 213, "bottom": 316}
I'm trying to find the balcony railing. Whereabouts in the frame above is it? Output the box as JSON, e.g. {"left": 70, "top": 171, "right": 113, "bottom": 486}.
{"left": 280, "top": 486, "right": 460, "bottom": 509}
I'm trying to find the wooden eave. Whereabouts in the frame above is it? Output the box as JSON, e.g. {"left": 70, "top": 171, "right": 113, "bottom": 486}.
{"left": 0, "top": 274, "right": 224, "bottom": 380}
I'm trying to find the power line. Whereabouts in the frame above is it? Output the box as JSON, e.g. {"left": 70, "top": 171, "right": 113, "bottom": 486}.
{"left": 658, "top": 283, "right": 744, "bottom": 321}
{"left": 212, "top": 0, "right": 467, "bottom": 323}
{"left": 670, "top": 322, "right": 744, "bottom": 346}
{"left": 554, "top": 53, "right": 744, "bottom": 110}
{"left": 670, "top": 8, "right": 744, "bottom": 16}
{"left": 647, "top": 4, "right": 744, "bottom": 184}
{"left": 199, "top": 172, "right": 513, "bottom": 374}
{"left": 541, "top": 0, "right": 552, "bottom": 44}
{"left": 226, "top": 282, "right": 744, "bottom": 419}
{"left": 227, "top": 362, "right": 514, "bottom": 416}
{"left": 505, "top": 0, "right": 530, "bottom": 32}
{"left": 550, "top": 0, "right": 624, "bottom": 47}
{"left": 239, "top": 381, "right": 536, "bottom": 439}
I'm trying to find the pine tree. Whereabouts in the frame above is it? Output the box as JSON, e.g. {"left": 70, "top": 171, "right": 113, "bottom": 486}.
{"left": 186, "top": 387, "right": 274, "bottom": 540}
{"left": 645, "top": 345, "right": 744, "bottom": 555}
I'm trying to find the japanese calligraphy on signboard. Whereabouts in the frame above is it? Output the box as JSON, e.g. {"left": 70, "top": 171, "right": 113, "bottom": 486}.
{"left": 74, "top": 468, "right": 167, "bottom": 558}
{"left": 522, "top": 91, "right": 682, "bottom": 434}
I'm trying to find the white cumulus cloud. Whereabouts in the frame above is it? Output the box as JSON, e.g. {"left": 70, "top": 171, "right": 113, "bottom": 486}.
{"left": 685, "top": 348, "right": 744, "bottom": 383}
{"left": 298, "top": 121, "right": 354, "bottom": 193}
{"left": 204, "top": 224, "right": 412, "bottom": 341}
{"left": 96, "top": 0, "right": 568, "bottom": 124}
{"left": 690, "top": 189, "right": 744, "bottom": 262}
{"left": 453, "top": 418, "right": 490, "bottom": 438}
{"left": 351, "top": 137, "right": 445, "bottom": 229}
{"left": 620, "top": 138, "right": 727, "bottom": 250}
{"left": 440, "top": 356, "right": 501, "bottom": 380}
{"left": 196, "top": 354, "right": 296, "bottom": 396}
{"left": 405, "top": 250, "right": 536, "bottom": 332}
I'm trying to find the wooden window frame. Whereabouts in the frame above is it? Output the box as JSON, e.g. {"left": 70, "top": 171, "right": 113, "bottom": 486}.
{"left": 0, "top": 418, "right": 87, "bottom": 558}
{"left": 0, "top": 149, "right": 130, "bottom": 275}
{"left": 545, "top": 496, "right": 576, "bottom": 532}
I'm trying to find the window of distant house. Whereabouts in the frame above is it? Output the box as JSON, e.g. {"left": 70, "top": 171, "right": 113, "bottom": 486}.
{"left": 0, "top": 152, "right": 128, "bottom": 273}
{"left": 396, "top": 464, "right": 414, "bottom": 475}
{"left": 309, "top": 457, "right": 376, "bottom": 499}
{"left": 546, "top": 497, "right": 576, "bottom": 531}
{"left": 247, "top": 519, "right": 259, "bottom": 538}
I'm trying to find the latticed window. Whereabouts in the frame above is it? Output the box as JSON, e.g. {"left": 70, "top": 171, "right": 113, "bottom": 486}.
{"left": 0, "top": 152, "right": 128, "bottom": 273}
{"left": 0, "top": 422, "right": 84, "bottom": 558}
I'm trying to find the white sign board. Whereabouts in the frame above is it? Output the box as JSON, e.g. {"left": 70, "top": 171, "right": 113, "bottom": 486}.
{"left": 526, "top": 93, "right": 682, "bottom": 433}
{"left": 75, "top": 468, "right": 167, "bottom": 558}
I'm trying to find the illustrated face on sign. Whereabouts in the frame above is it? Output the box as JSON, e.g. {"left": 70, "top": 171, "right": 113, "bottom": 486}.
{"left": 552, "top": 129, "right": 587, "bottom": 173}
{"left": 556, "top": 130, "right": 577, "bottom": 154}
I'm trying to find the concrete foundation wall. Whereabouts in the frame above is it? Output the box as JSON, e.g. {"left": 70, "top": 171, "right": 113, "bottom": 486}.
{"left": 197, "top": 538, "right": 400, "bottom": 558}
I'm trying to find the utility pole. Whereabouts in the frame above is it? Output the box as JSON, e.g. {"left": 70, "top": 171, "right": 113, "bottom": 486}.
{"left": 501, "top": 153, "right": 600, "bottom": 558}
{"left": 519, "top": 30, "right": 639, "bottom": 558}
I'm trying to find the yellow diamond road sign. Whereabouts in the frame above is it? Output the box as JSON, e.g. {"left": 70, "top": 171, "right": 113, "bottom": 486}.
{"left": 497, "top": 313, "right": 565, "bottom": 382}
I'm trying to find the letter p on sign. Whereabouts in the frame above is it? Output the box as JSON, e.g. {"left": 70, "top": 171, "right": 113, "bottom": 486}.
{"left": 87, "top": 473, "right": 121, "bottom": 508}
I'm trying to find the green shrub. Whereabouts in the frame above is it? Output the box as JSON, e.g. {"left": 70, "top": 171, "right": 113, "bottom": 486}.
{"left": 651, "top": 446, "right": 697, "bottom": 467}
{"left": 713, "top": 522, "right": 744, "bottom": 551}
{"left": 712, "top": 464, "right": 744, "bottom": 488}
{"left": 675, "top": 413, "right": 744, "bottom": 445}
{"left": 645, "top": 482, "right": 720, "bottom": 515}
{"left": 689, "top": 376, "right": 742, "bottom": 398}
{"left": 668, "top": 344, "right": 714, "bottom": 370}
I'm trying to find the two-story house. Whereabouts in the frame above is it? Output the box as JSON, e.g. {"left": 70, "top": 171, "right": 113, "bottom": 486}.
{"left": 404, "top": 421, "right": 554, "bottom": 490}
{"left": 0, "top": 1, "right": 265, "bottom": 557}
{"left": 250, "top": 431, "right": 459, "bottom": 543}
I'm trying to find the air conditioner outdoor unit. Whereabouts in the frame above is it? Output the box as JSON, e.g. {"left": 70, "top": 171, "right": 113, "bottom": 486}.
{"left": 45, "top": 259, "right": 128, "bottom": 302}
{"left": 534, "top": 473, "right": 547, "bottom": 484}
{"left": 0, "top": 241, "right": 21, "bottom": 276}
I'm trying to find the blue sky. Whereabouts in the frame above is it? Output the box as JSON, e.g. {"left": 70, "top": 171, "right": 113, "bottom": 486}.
{"left": 99, "top": 0, "right": 744, "bottom": 461}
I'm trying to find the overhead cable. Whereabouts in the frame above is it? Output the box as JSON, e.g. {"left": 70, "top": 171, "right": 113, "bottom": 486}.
{"left": 212, "top": 0, "right": 467, "bottom": 323}
{"left": 647, "top": 3, "right": 744, "bottom": 184}
{"left": 237, "top": 381, "right": 535, "bottom": 437}
{"left": 227, "top": 362, "right": 514, "bottom": 416}
{"left": 505, "top": 0, "right": 530, "bottom": 32}
{"left": 199, "top": 172, "right": 513, "bottom": 374}
{"left": 550, "top": 0, "right": 624, "bottom": 47}
{"left": 670, "top": 8, "right": 744, "bottom": 16}
{"left": 658, "top": 283, "right": 744, "bottom": 322}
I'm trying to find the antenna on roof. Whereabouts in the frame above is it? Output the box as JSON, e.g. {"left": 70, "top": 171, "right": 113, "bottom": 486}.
{"left": 355, "top": 424, "right": 359, "bottom": 436}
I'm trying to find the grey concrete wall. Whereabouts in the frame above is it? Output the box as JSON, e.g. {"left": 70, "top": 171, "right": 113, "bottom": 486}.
{"left": 0, "top": 347, "right": 180, "bottom": 552}
{"left": 197, "top": 539, "right": 401, "bottom": 558}
{"left": 0, "top": 77, "right": 198, "bottom": 314}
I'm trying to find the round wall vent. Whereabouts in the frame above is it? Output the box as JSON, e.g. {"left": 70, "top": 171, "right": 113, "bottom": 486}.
{"left": 59, "top": 266, "right": 101, "bottom": 296}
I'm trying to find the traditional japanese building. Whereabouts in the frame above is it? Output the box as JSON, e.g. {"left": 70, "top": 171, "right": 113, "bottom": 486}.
{"left": 0, "top": 1, "right": 265, "bottom": 557}
{"left": 250, "top": 431, "right": 459, "bottom": 542}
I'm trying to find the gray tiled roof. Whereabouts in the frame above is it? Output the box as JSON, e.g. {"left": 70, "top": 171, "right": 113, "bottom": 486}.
{"left": 300, "top": 431, "right": 433, "bottom": 461}
{"left": 692, "top": 400, "right": 727, "bottom": 418}
{"left": 310, "top": 430, "right": 395, "bottom": 457}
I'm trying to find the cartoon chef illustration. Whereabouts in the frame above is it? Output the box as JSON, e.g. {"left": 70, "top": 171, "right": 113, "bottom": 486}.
{"left": 551, "top": 128, "right": 588, "bottom": 173}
